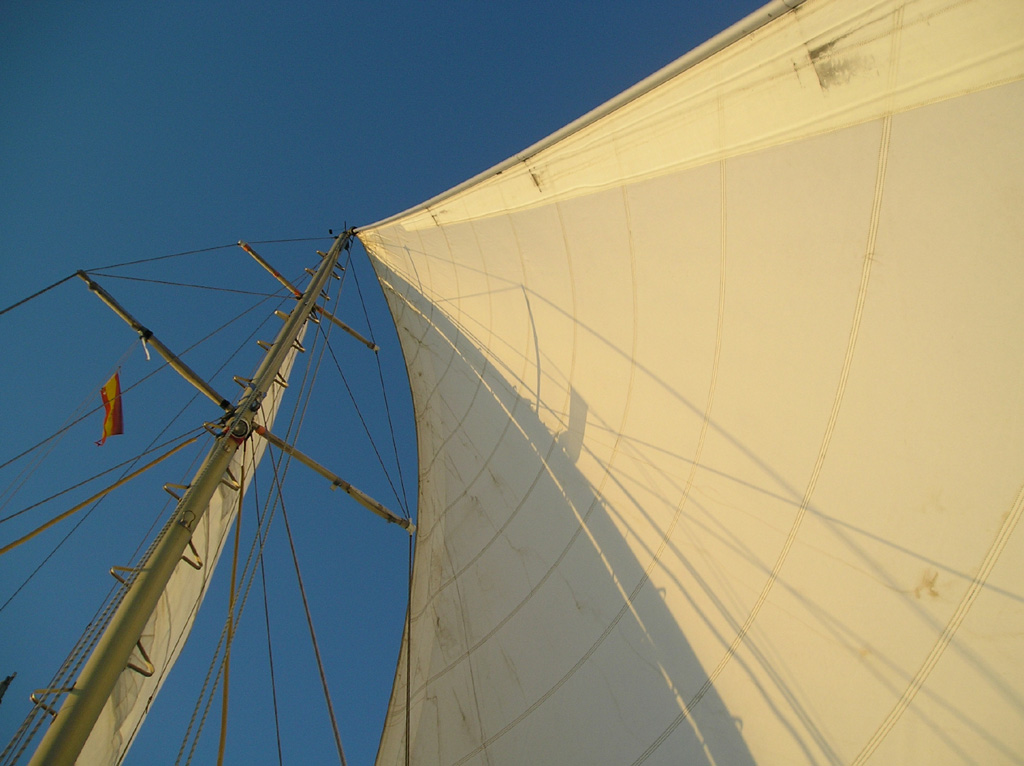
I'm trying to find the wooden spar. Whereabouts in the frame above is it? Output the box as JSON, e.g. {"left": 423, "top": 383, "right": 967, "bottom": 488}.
{"left": 77, "top": 272, "right": 234, "bottom": 412}
{"left": 238, "top": 240, "right": 302, "bottom": 298}
{"left": 315, "top": 307, "right": 379, "bottom": 352}
{"left": 252, "top": 424, "right": 414, "bottom": 532}
{"left": 240, "top": 240, "right": 378, "bottom": 352}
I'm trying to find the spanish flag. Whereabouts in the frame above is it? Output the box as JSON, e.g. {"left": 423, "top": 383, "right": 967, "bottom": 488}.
{"left": 97, "top": 372, "right": 124, "bottom": 446}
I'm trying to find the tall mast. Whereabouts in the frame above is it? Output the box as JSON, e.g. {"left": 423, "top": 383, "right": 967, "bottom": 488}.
{"left": 27, "top": 232, "right": 350, "bottom": 766}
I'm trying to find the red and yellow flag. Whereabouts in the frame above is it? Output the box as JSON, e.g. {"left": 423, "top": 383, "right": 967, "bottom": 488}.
{"left": 97, "top": 372, "right": 124, "bottom": 446}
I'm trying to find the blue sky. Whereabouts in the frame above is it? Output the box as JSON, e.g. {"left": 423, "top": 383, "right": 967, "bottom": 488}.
{"left": 1, "top": 2, "right": 762, "bottom": 763}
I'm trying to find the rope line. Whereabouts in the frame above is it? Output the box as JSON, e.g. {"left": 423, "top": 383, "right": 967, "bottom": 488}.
{"left": 0, "top": 235, "right": 329, "bottom": 316}
{"left": 0, "top": 436, "right": 199, "bottom": 557}
{"left": 320, "top": 331, "right": 410, "bottom": 518}
{"left": 0, "top": 429, "right": 200, "bottom": 526}
{"left": 178, "top": 447, "right": 283, "bottom": 764}
{"left": 216, "top": 447, "right": 246, "bottom": 766}
{"left": 277, "top": 474, "right": 348, "bottom": 766}
{"left": 375, "top": 351, "right": 413, "bottom": 516}
{"left": 269, "top": 251, "right": 348, "bottom": 765}
{"left": 0, "top": 273, "right": 76, "bottom": 317}
{"left": 177, "top": 269, "right": 336, "bottom": 763}
{"left": 253, "top": 472, "right": 286, "bottom": 766}
{"left": 89, "top": 243, "right": 237, "bottom": 271}
{"left": 179, "top": 305, "right": 334, "bottom": 763}
{"left": 0, "top": 341, "right": 138, "bottom": 512}
{"left": 349, "top": 254, "right": 376, "bottom": 343}
{"left": 86, "top": 236, "right": 332, "bottom": 272}
{"left": 352, "top": 260, "right": 414, "bottom": 514}
{"left": 406, "top": 533, "right": 414, "bottom": 766}
{"left": 86, "top": 273, "right": 281, "bottom": 297}
{"left": 0, "top": 290, "right": 280, "bottom": 477}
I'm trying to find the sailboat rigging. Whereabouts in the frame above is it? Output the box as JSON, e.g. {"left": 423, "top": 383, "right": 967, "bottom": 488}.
{"left": 0, "top": 233, "right": 416, "bottom": 765}
{"left": 21, "top": 233, "right": 366, "bottom": 766}
{"left": 2, "top": 0, "right": 1023, "bottom": 763}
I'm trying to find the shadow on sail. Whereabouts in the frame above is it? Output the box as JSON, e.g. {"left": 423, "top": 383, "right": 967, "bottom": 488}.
{"left": 371, "top": 262, "right": 772, "bottom": 765}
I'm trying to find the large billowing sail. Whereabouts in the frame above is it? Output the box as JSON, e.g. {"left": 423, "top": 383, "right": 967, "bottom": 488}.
{"left": 77, "top": 329, "right": 306, "bottom": 766}
{"left": 359, "top": 0, "right": 1024, "bottom": 763}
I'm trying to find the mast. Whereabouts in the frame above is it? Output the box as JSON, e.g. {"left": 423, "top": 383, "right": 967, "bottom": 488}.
{"left": 27, "top": 231, "right": 350, "bottom": 766}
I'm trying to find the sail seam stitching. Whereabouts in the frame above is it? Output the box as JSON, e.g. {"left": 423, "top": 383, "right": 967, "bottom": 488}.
{"left": 629, "top": 143, "right": 732, "bottom": 766}
{"left": 445, "top": 216, "right": 494, "bottom": 765}
{"left": 851, "top": 482, "right": 1024, "bottom": 764}
{"left": 453, "top": 159, "right": 733, "bottom": 766}
{"left": 637, "top": 5, "right": 902, "bottom": 756}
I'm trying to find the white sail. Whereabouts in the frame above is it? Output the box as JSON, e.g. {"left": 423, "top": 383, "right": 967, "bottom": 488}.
{"left": 78, "top": 327, "right": 307, "bottom": 766}
{"left": 359, "top": 0, "right": 1024, "bottom": 763}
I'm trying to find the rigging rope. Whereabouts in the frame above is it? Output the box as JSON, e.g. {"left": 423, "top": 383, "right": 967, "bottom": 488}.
{"left": 275, "top": 267, "right": 349, "bottom": 766}
{"left": 177, "top": 429, "right": 330, "bottom": 764}
{"left": 277, "top": 468, "right": 348, "bottom": 766}
{"left": 406, "top": 533, "right": 414, "bottom": 766}
{"left": 349, "top": 258, "right": 413, "bottom": 515}
{"left": 0, "top": 282, "right": 287, "bottom": 619}
{"left": 3, "top": 265, "right": 306, "bottom": 763}
{"left": 177, "top": 446, "right": 277, "bottom": 764}
{"left": 176, "top": 448, "right": 288, "bottom": 764}
{"left": 0, "top": 234, "right": 329, "bottom": 318}
{"left": 0, "top": 273, "right": 76, "bottom": 318}
{"left": 180, "top": 419, "right": 311, "bottom": 759}
{"left": 178, "top": 278, "right": 336, "bottom": 763}
{"left": 216, "top": 447, "right": 246, "bottom": 766}
{"left": 318, "top": 252, "right": 413, "bottom": 518}
{"left": 0, "top": 429, "right": 200, "bottom": 527}
{"left": 86, "top": 236, "right": 333, "bottom": 272}
{"left": 374, "top": 353, "right": 413, "bottom": 516}
{"left": 0, "top": 436, "right": 199, "bottom": 557}
{"left": 84, "top": 273, "right": 281, "bottom": 297}
{"left": 319, "top": 332, "right": 410, "bottom": 519}
{"left": 253, "top": 471, "right": 286, "bottom": 766}
{"left": 5, "top": 239, "right": 411, "bottom": 763}
{"left": 0, "top": 289, "right": 281, "bottom": 477}
{"left": 0, "top": 341, "right": 138, "bottom": 513}
{"left": 351, "top": 234, "right": 418, "bottom": 764}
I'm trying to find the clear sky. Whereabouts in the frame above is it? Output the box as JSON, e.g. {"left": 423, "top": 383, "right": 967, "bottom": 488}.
{"left": 1, "top": 2, "right": 763, "bottom": 763}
